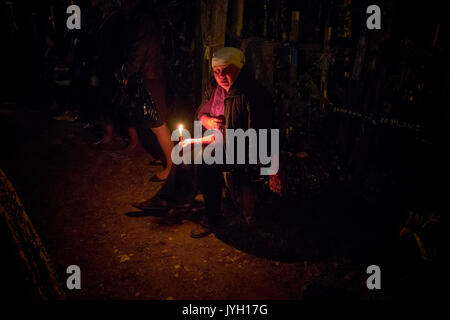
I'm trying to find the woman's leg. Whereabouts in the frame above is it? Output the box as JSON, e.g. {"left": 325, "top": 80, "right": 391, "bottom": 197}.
{"left": 143, "top": 79, "right": 172, "bottom": 179}
{"left": 97, "top": 82, "right": 115, "bottom": 145}
{"left": 124, "top": 126, "right": 140, "bottom": 152}
{"left": 103, "top": 119, "right": 114, "bottom": 144}
{"left": 151, "top": 123, "right": 173, "bottom": 180}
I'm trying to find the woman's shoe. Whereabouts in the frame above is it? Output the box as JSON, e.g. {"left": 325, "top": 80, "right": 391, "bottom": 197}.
{"left": 190, "top": 225, "right": 212, "bottom": 238}
{"left": 149, "top": 159, "right": 166, "bottom": 166}
{"left": 132, "top": 196, "right": 170, "bottom": 211}
{"left": 149, "top": 174, "right": 166, "bottom": 182}
{"left": 190, "top": 217, "right": 219, "bottom": 238}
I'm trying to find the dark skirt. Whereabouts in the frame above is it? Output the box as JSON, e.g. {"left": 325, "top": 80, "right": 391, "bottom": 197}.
{"left": 115, "top": 77, "right": 168, "bottom": 128}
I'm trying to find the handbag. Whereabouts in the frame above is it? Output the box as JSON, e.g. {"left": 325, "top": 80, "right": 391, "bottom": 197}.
{"left": 113, "top": 65, "right": 159, "bottom": 124}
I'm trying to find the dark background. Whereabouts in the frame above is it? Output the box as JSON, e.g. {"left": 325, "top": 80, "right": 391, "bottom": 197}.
{"left": 1, "top": 0, "right": 449, "bottom": 300}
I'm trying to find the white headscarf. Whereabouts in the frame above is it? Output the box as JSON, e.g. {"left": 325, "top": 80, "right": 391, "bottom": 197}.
{"left": 211, "top": 47, "right": 245, "bottom": 69}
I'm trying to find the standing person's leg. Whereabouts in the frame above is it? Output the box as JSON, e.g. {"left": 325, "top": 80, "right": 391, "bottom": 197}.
{"left": 124, "top": 126, "right": 141, "bottom": 152}
{"left": 96, "top": 81, "right": 115, "bottom": 145}
{"left": 145, "top": 79, "right": 173, "bottom": 181}
{"left": 102, "top": 118, "right": 114, "bottom": 144}
{"left": 150, "top": 123, "right": 173, "bottom": 180}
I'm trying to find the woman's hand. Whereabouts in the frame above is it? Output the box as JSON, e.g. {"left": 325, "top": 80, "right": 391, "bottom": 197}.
{"left": 179, "top": 138, "right": 195, "bottom": 148}
{"left": 178, "top": 135, "right": 215, "bottom": 148}
{"left": 200, "top": 115, "right": 223, "bottom": 130}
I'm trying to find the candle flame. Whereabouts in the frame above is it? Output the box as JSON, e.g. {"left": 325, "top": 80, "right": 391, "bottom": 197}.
{"left": 178, "top": 124, "right": 183, "bottom": 142}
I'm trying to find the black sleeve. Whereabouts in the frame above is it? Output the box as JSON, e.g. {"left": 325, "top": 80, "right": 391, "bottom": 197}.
{"left": 247, "top": 84, "right": 274, "bottom": 131}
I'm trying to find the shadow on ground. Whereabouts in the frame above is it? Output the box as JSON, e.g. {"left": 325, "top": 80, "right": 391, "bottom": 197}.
{"left": 125, "top": 183, "right": 399, "bottom": 264}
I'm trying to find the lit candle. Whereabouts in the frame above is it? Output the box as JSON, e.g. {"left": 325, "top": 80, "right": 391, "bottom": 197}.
{"left": 178, "top": 124, "right": 183, "bottom": 142}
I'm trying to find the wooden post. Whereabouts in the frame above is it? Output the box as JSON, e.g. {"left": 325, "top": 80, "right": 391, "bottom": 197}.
{"left": 319, "top": 1, "right": 334, "bottom": 110}
{"left": 230, "top": 0, "right": 244, "bottom": 40}
{"left": 194, "top": 0, "right": 203, "bottom": 108}
{"left": 200, "top": 0, "right": 229, "bottom": 95}
{"left": 0, "top": 168, "right": 65, "bottom": 299}
{"left": 290, "top": 11, "right": 300, "bottom": 42}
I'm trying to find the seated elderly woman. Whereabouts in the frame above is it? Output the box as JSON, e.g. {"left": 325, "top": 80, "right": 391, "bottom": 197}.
{"left": 132, "top": 47, "right": 273, "bottom": 238}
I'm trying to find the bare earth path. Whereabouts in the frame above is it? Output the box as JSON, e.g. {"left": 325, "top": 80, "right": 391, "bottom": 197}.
{"left": 0, "top": 103, "right": 365, "bottom": 300}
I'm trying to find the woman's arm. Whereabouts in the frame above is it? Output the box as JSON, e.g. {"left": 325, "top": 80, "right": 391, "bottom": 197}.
{"left": 179, "top": 134, "right": 215, "bottom": 148}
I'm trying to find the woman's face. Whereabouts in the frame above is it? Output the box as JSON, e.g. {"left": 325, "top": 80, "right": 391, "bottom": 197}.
{"left": 213, "top": 64, "right": 241, "bottom": 91}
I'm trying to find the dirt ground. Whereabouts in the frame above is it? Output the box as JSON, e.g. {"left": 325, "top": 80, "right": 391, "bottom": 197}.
{"left": 0, "top": 102, "right": 379, "bottom": 300}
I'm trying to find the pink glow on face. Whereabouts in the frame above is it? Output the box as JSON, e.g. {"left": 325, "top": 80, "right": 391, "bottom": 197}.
{"left": 213, "top": 64, "right": 241, "bottom": 91}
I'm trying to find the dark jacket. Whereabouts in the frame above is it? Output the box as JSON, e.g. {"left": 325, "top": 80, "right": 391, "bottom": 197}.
{"left": 196, "top": 68, "right": 273, "bottom": 132}
{"left": 196, "top": 68, "right": 274, "bottom": 180}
